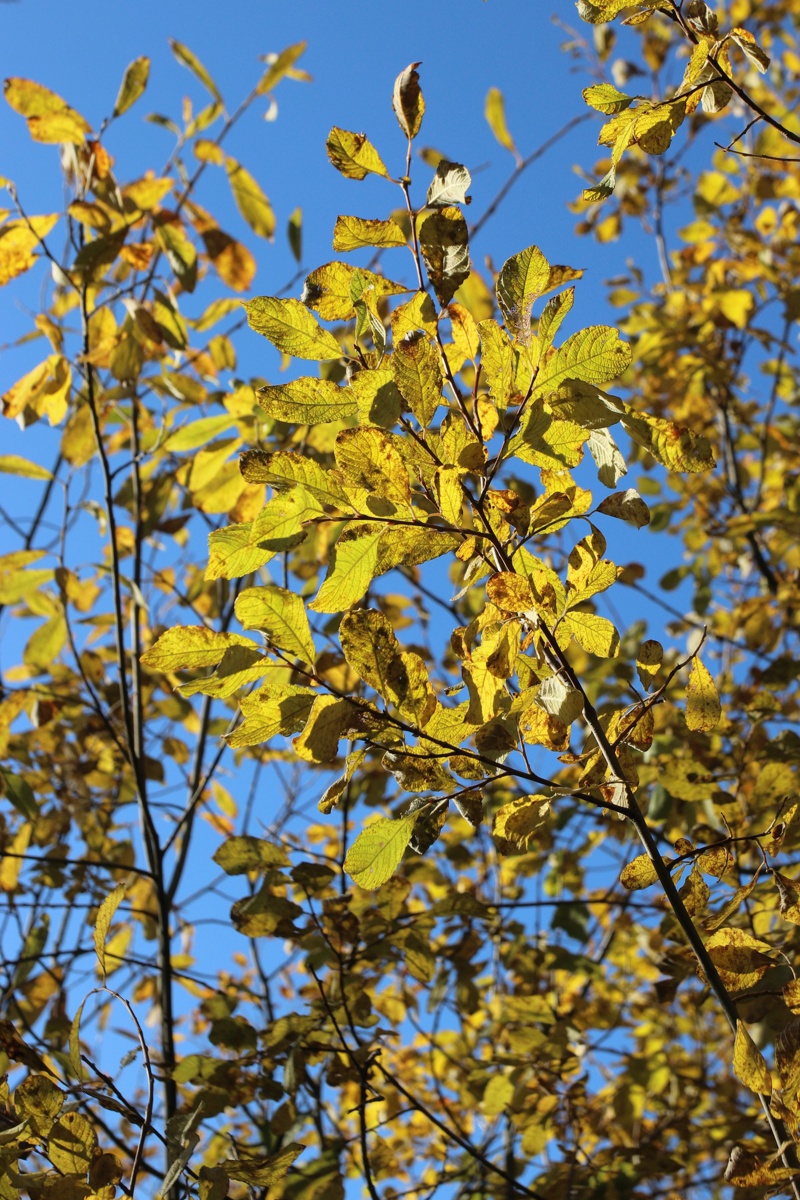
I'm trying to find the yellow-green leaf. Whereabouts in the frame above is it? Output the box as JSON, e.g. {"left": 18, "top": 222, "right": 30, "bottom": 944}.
{"left": 636, "top": 639, "right": 663, "bottom": 690}
{"left": 596, "top": 488, "right": 650, "bottom": 528}
{"left": 257, "top": 377, "right": 356, "bottom": 423}
{"left": 492, "top": 795, "right": 551, "bottom": 855}
{"left": 485, "top": 88, "right": 519, "bottom": 161}
{"left": 244, "top": 296, "right": 342, "bottom": 360}
{"left": 563, "top": 610, "right": 620, "bottom": 657}
{"left": 302, "top": 261, "right": 408, "bottom": 322}
{"left": 141, "top": 627, "right": 252, "bottom": 672}
{"left": 339, "top": 609, "right": 403, "bottom": 703}
{"left": 0, "top": 455, "right": 52, "bottom": 481}
{"left": 113, "top": 57, "right": 150, "bottom": 117}
{"left": 235, "top": 584, "right": 315, "bottom": 664}
{"left": 293, "top": 695, "right": 353, "bottom": 763}
{"left": 212, "top": 836, "right": 289, "bottom": 875}
{"left": 326, "top": 127, "right": 390, "bottom": 180}
{"left": 705, "top": 928, "right": 774, "bottom": 989}
{"left": 94, "top": 882, "right": 127, "bottom": 982}
{"left": 49, "top": 1112, "right": 96, "bottom": 1174}
{"left": 310, "top": 523, "right": 384, "bottom": 614}
{"left": 335, "top": 426, "right": 411, "bottom": 504}
{"left": 345, "top": 815, "right": 418, "bottom": 888}
{"left": 169, "top": 39, "right": 222, "bottom": 105}
{"left": 222, "top": 1144, "right": 305, "bottom": 1186}
{"left": 496, "top": 245, "right": 551, "bottom": 341}
{"left": 392, "top": 330, "right": 443, "bottom": 427}
{"left": 734, "top": 1021, "right": 773, "bottom": 1095}
{"left": 686, "top": 656, "right": 721, "bottom": 732}
{"left": 226, "top": 158, "right": 275, "bottom": 240}
{"left": 257, "top": 41, "right": 308, "bottom": 94}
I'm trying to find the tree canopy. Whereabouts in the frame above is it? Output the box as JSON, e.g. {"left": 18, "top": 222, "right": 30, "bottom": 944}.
{"left": 2, "top": 4, "right": 800, "bottom": 1199}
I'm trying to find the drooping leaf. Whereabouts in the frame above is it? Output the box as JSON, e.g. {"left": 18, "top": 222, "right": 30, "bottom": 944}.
{"left": 332, "top": 215, "right": 406, "bottom": 251}
{"left": 309, "top": 523, "right": 384, "bottom": 614}
{"left": 392, "top": 330, "right": 443, "bottom": 427}
{"left": 169, "top": 39, "right": 223, "bottom": 105}
{"left": 94, "top": 883, "right": 127, "bottom": 982}
{"left": 426, "top": 161, "right": 471, "bottom": 208}
{"left": 213, "top": 836, "right": 289, "bottom": 875}
{"left": 418, "top": 207, "right": 470, "bottom": 308}
{"left": 484, "top": 88, "right": 519, "bottom": 160}
{"left": 685, "top": 656, "right": 721, "bottom": 732}
{"left": 226, "top": 158, "right": 275, "bottom": 240}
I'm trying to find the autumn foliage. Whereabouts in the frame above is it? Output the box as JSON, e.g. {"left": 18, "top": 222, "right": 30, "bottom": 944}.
{"left": 2, "top": 4, "right": 800, "bottom": 1199}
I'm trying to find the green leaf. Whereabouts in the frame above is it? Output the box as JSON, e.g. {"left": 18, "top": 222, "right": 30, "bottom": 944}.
{"left": 235, "top": 584, "right": 315, "bottom": 664}
{"left": 326, "top": 128, "right": 390, "bottom": 180}
{"left": 419, "top": 207, "right": 470, "bottom": 308}
{"left": 257, "top": 377, "right": 356, "bottom": 423}
{"left": 169, "top": 39, "right": 223, "bottom": 105}
{"left": 212, "top": 836, "right": 289, "bottom": 875}
{"left": 0, "top": 767, "right": 38, "bottom": 820}
{"left": 333, "top": 215, "right": 407, "bottom": 251}
{"left": 393, "top": 62, "right": 425, "bottom": 139}
{"left": 309, "top": 523, "right": 384, "bottom": 613}
{"left": 226, "top": 158, "right": 275, "bottom": 240}
{"left": 244, "top": 296, "right": 343, "bottom": 360}
{"left": 113, "top": 57, "right": 150, "bottom": 117}
{"left": 94, "top": 882, "right": 127, "bottom": 982}
{"left": 426, "top": 161, "right": 471, "bottom": 207}
{"left": 344, "top": 815, "right": 419, "bottom": 888}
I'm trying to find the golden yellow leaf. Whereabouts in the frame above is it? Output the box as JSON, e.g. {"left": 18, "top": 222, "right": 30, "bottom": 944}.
{"left": 485, "top": 87, "right": 519, "bottom": 161}
{"left": 226, "top": 157, "right": 275, "bottom": 240}
{"left": 686, "top": 655, "right": 721, "bottom": 732}
{"left": 704, "top": 928, "right": 774, "bottom": 989}
{"left": 620, "top": 853, "right": 660, "bottom": 890}
{"left": 733, "top": 1021, "right": 772, "bottom": 1095}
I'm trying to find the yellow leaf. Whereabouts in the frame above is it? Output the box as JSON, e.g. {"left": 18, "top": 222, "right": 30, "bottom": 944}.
{"left": 226, "top": 157, "right": 275, "bottom": 240}
{"left": 716, "top": 288, "right": 754, "bottom": 330}
{"left": 620, "top": 853, "right": 660, "bottom": 890}
{"left": 485, "top": 87, "right": 519, "bottom": 161}
{"left": 345, "top": 815, "right": 418, "bottom": 888}
{"left": 0, "top": 455, "right": 52, "bottom": 481}
{"left": 326, "top": 127, "right": 390, "bottom": 180}
{"left": 292, "top": 695, "right": 352, "bottom": 763}
{"left": 486, "top": 571, "right": 534, "bottom": 614}
{"left": 391, "top": 291, "right": 438, "bottom": 342}
{"left": 257, "top": 41, "right": 309, "bottom": 95}
{"left": 310, "top": 523, "right": 384, "bottom": 614}
{"left": 234, "top": 584, "right": 315, "bottom": 664}
{"left": 27, "top": 111, "right": 90, "bottom": 145}
{"left": 113, "top": 56, "right": 150, "bottom": 117}
{"left": 334, "top": 426, "right": 411, "bottom": 505}
{"left": 222, "top": 1146, "right": 306, "bottom": 1186}
{"left": 349, "top": 368, "right": 403, "bottom": 428}
{"left": 333, "top": 215, "right": 406, "bottom": 251}
{"left": 392, "top": 329, "right": 443, "bottom": 426}
{"left": 435, "top": 465, "right": 465, "bottom": 527}
{"left": 636, "top": 639, "right": 663, "bottom": 690}
{"left": 563, "top": 610, "right": 620, "bottom": 657}
{"left": 733, "top": 1021, "right": 772, "bottom": 1095}
{"left": 303, "top": 261, "right": 408, "bottom": 322}
{"left": 493, "top": 795, "right": 551, "bottom": 855}
{"left": 0, "top": 821, "right": 32, "bottom": 891}
{"left": 257, "top": 377, "right": 356, "bottom": 423}
{"left": 705, "top": 928, "right": 774, "bottom": 989}
{"left": 94, "top": 883, "right": 127, "bottom": 982}
{"left": 227, "top": 686, "right": 316, "bottom": 748}
{"left": 339, "top": 609, "right": 403, "bottom": 703}
{"left": 4, "top": 77, "right": 90, "bottom": 144}
{"left": 48, "top": 1112, "right": 97, "bottom": 1174}
{"left": 141, "top": 627, "right": 253, "bottom": 672}
{"left": 244, "top": 296, "right": 342, "bottom": 360}
{"left": 169, "top": 39, "right": 222, "bottom": 104}
{"left": 686, "top": 656, "right": 721, "bottom": 732}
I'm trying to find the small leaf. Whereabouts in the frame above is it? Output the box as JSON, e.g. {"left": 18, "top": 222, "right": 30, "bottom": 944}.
{"left": 596, "top": 488, "right": 650, "bottom": 527}
{"left": 94, "top": 883, "right": 127, "bottom": 982}
{"left": 257, "top": 41, "right": 308, "bottom": 94}
{"left": 582, "top": 83, "right": 635, "bottom": 114}
{"left": 393, "top": 62, "right": 425, "bottom": 140}
{"left": 113, "top": 57, "right": 150, "bottom": 117}
{"left": 636, "top": 639, "right": 663, "bottom": 690}
{"left": 484, "top": 88, "right": 519, "bottom": 161}
{"left": 686, "top": 656, "right": 721, "bottom": 732}
{"left": 213, "top": 836, "right": 289, "bottom": 875}
{"left": 345, "top": 815, "right": 418, "bottom": 888}
{"left": 493, "top": 795, "right": 551, "bottom": 854}
{"left": 426, "top": 161, "right": 471, "bottom": 207}
{"left": 288, "top": 207, "right": 302, "bottom": 262}
{"left": 0, "top": 767, "right": 38, "bottom": 820}
{"left": 326, "top": 128, "right": 390, "bottom": 180}
{"left": 169, "top": 40, "right": 223, "bottom": 105}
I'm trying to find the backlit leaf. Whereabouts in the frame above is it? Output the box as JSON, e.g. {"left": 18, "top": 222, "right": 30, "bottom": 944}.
{"left": 257, "top": 377, "right": 356, "bottom": 423}
{"left": 245, "top": 296, "right": 343, "bottom": 360}
{"left": 235, "top": 584, "right": 315, "bottom": 664}
{"left": 734, "top": 1021, "right": 773, "bottom": 1095}
{"left": 212, "top": 836, "right": 289, "bottom": 875}
{"left": 392, "top": 330, "right": 443, "bottom": 427}
{"left": 141, "top": 627, "right": 252, "bottom": 672}
{"left": 705, "top": 928, "right": 774, "bottom": 989}
{"left": 345, "top": 815, "right": 418, "bottom": 888}
{"left": 333, "top": 215, "right": 406, "bottom": 251}
{"left": 113, "top": 57, "right": 150, "bottom": 117}
{"left": 686, "top": 656, "right": 721, "bottom": 732}
{"left": 94, "top": 882, "right": 127, "bottom": 982}
{"left": 326, "top": 128, "right": 390, "bottom": 180}
{"left": 309, "top": 523, "right": 384, "bottom": 613}
{"left": 484, "top": 88, "right": 519, "bottom": 160}
{"left": 493, "top": 795, "right": 551, "bottom": 854}
{"left": 426, "top": 161, "right": 471, "bottom": 208}
{"left": 226, "top": 158, "right": 275, "bottom": 240}
{"left": 596, "top": 488, "right": 650, "bottom": 527}
{"left": 620, "top": 854, "right": 659, "bottom": 890}
{"left": 169, "top": 39, "right": 223, "bottom": 105}
{"left": 222, "top": 1145, "right": 305, "bottom": 1186}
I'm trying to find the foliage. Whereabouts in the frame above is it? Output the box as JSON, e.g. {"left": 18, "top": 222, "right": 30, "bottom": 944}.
{"left": 1, "top": 5, "right": 800, "bottom": 1200}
